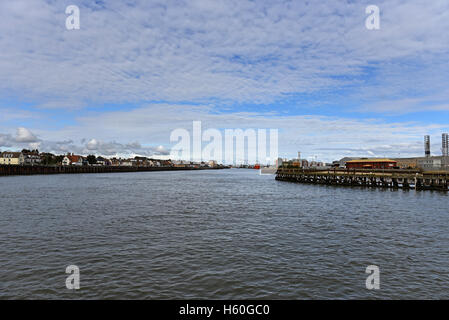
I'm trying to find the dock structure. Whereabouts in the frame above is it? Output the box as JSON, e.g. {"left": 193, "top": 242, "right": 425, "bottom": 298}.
{"left": 275, "top": 167, "right": 449, "bottom": 191}
{"left": 0, "top": 165, "right": 224, "bottom": 177}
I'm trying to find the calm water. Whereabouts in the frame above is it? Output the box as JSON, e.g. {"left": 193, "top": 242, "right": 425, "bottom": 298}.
{"left": 1, "top": 169, "right": 449, "bottom": 299}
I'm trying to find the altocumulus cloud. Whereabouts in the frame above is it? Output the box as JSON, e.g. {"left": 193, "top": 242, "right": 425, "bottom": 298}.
{"left": 85, "top": 138, "right": 167, "bottom": 156}
{"left": 1, "top": 0, "right": 449, "bottom": 107}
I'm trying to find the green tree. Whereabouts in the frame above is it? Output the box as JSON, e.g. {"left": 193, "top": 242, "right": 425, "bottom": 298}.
{"left": 87, "top": 155, "right": 97, "bottom": 165}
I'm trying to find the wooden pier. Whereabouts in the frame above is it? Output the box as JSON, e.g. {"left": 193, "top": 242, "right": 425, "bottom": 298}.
{"left": 275, "top": 167, "right": 449, "bottom": 191}
{"left": 0, "top": 164, "right": 224, "bottom": 177}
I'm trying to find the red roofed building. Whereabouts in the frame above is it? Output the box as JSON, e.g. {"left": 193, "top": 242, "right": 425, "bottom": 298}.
{"left": 62, "top": 153, "right": 83, "bottom": 166}
{"left": 345, "top": 158, "right": 397, "bottom": 169}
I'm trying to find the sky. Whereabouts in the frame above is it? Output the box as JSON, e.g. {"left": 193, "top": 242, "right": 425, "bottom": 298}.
{"left": 1, "top": 0, "right": 449, "bottom": 163}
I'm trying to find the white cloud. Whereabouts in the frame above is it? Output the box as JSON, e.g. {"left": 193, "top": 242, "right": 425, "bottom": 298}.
{"left": 2, "top": 104, "right": 442, "bottom": 162}
{"left": 86, "top": 138, "right": 99, "bottom": 150}
{"left": 14, "top": 127, "right": 39, "bottom": 143}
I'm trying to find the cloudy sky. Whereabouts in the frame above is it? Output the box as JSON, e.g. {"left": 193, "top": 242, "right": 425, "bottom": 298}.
{"left": 1, "top": 0, "right": 449, "bottom": 162}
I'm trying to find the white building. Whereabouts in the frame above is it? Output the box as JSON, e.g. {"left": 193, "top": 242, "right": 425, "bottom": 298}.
{"left": 208, "top": 160, "right": 217, "bottom": 167}
{"left": 62, "top": 154, "right": 83, "bottom": 166}
{"left": 24, "top": 153, "right": 41, "bottom": 165}
{"left": 418, "top": 157, "right": 442, "bottom": 171}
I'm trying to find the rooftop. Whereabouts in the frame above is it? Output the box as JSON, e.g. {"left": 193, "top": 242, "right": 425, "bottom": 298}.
{"left": 346, "top": 158, "right": 396, "bottom": 163}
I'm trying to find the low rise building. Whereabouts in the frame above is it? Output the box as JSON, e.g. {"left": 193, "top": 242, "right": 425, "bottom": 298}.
{"left": 95, "top": 156, "right": 111, "bottom": 166}
{"left": 393, "top": 157, "right": 420, "bottom": 169}
{"left": 418, "top": 157, "right": 442, "bottom": 171}
{"left": 346, "top": 158, "right": 397, "bottom": 169}
{"left": 120, "top": 160, "right": 133, "bottom": 166}
{"left": 0, "top": 152, "right": 24, "bottom": 165}
{"left": 336, "top": 157, "right": 361, "bottom": 168}
{"left": 24, "top": 152, "right": 41, "bottom": 165}
{"left": 110, "top": 158, "right": 121, "bottom": 166}
{"left": 275, "top": 158, "right": 283, "bottom": 168}
{"left": 62, "top": 154, "right": 83, "bottom": 166}
{"left": 208, "top": 160, "right": 217, "bottom": 167}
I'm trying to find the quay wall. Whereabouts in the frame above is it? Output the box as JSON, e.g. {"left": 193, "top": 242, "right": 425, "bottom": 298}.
{"left": 276, "top": 167, "right": 449, "bottom": 191}
{"left": 0, "top": 165, "right": 224, "bottom": 177}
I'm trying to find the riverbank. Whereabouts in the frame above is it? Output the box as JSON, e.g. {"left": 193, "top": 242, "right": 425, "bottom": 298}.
{"left": 0, "top": 164, "right": 228, "bottom": 176}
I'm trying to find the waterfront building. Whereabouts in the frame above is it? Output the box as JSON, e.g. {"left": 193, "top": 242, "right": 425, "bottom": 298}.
{"left": 275, "top": 157, "right": 283, "bottom": 168}
{"left": 291, "top": 160, "right": 301, "bottom": 167}
{"left": 393, "top": 157, "right": 420, "bottom": 169}
{"left": 301, "top": 159, "right": 309, "bottom": 167}
{"left": 132, "top": 156, "right": 149, "bottom": 167}
{"left": 120, "top": 160, "right": 133, "bottom": 166}
{"left": 23, "top": 152, "right": 41, "bottom": 165}
{"left": 336, "top": 157, "right": 361, "bottom": 168}
{"left": 418, "top": 157, "right": 442, "bottom": 171}
{"left": 96, "top": 156, "right": 111, "bottom": 166}
{"left": 208, "top": 160, "right": 217, "bottom": 167}
{"left": 0, "top": 152, "right": 24, "bottom": 165}
{"left": 345, "top": 158, "right": 397, "bottom": 169}
{"left": 62, "top": 154, "right": 83, "bottom": 166}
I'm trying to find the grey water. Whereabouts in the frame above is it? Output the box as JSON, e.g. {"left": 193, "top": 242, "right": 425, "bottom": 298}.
{"left": 1, "top": 169, "right": 448, "bottom": 299}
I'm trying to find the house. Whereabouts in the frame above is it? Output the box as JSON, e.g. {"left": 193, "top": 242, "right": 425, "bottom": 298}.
{"left": 95, "top": 156, "right": 111, "bottom": 166}
{"left": 23, "top": 151, "right": 41, "bottom": 165}
{"left": 62, "top": 154, "right": 83, "bottom": 166}
{"left": 110, "top": 158, "right": 121, "bottom": 166}
{"left": 161, "top": 160, "right": 172, "bottom": 167}
{"left": 0, "top": 152, "right": 24, "bottom": 165}
{"left": 208, "top": 160, "right": 217, "bottom": 167}
{"left": 132, "top": 156, "right": 149, "bottom": 167}
{"left": 120, "top": 160, "right": 133, "bottom": 166}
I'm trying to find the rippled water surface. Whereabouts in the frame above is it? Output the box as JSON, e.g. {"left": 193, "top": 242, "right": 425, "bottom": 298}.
{"left": 1, "top": 169, "right": 449, "bottom": 299}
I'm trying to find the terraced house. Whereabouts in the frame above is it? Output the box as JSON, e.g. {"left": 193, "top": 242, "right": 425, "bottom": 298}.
{"left": 0, "top": 152, "right": 24, "bottom": 165}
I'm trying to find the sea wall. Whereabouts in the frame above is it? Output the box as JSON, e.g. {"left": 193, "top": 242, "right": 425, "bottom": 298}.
{"left": 0, "top": 164, "right": 223, "bottom": 176}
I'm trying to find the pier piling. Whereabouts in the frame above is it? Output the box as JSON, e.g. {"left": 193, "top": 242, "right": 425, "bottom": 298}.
{"left": 275, "top": 167, "right": 449, "bottom": 191}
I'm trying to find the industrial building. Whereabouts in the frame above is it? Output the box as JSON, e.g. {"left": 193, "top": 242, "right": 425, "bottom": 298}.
{"left": 393, "top": 157, "right": 419, "bottom": 169}
{"left": 345, "top": 159, "right": 397, "bottom": 169}
{"left": 375, "top": 133, "right": 449, "bottom": 171}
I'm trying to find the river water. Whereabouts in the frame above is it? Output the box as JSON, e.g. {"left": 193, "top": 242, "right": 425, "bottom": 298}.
{"left": 1, "top": 169, "right": 448, "bottom": 299}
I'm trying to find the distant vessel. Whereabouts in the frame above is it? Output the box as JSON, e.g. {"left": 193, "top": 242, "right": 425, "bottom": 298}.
{"left": 254, "top": 164, "right": 261, "bottom": 169}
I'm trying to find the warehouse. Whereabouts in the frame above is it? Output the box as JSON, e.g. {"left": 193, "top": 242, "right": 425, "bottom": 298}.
{"left": 345, "top": 159, "right": 397, "bottom": 169}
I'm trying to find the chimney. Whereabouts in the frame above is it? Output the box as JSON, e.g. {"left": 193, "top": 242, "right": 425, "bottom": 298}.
{"left": 442, "top": 133, "right": 448, "bottom": 157}
{"left": 424, "top": 135, "right": 431, "bottom": 157}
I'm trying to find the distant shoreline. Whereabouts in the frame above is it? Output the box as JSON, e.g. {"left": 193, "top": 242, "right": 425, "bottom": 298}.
{"left": 0, "top": 164, "right": 228, "bottom": 177}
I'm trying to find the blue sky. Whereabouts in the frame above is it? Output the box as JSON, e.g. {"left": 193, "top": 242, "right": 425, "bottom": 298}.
{"left": 1, "top": 0, "right": 449, "bottom": 162}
